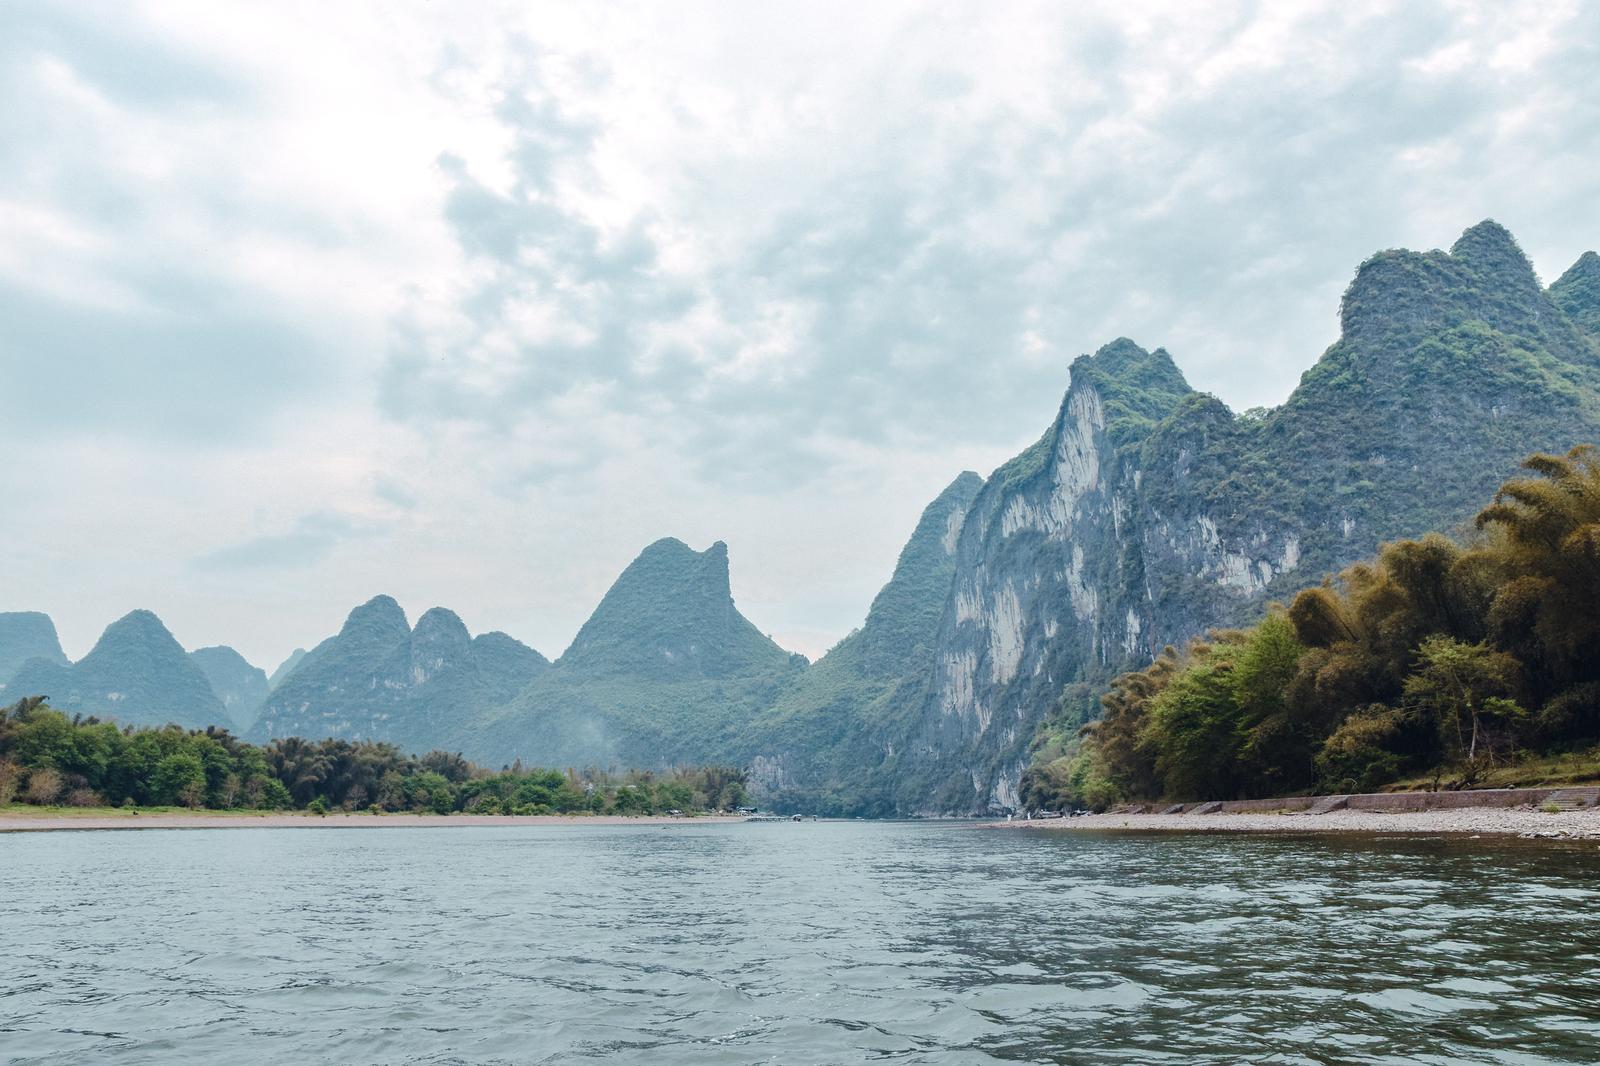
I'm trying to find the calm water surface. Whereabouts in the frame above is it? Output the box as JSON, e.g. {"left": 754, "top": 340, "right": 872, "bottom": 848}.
{"left": 2, "top": 822, "right": 1597, "bottom": 1064}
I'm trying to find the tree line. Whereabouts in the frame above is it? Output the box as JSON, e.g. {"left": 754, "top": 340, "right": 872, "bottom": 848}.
{"left": 0, "top": 698, "right": 749, "bottom": 816}
{"left": 1024, "top": 446, "right": 1600, "bottom": 810}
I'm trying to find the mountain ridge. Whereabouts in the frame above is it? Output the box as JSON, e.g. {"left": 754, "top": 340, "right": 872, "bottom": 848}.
{"left": 248, "top": 596, "right": 549, "bottom": 752}
{"left": 6, "top": 610, "right": 228, "bottom": 730}
{"left": 9, "top": 221, "right": 1596, "bottom": 817}
{"left": 0, "top": 611, "right": 68, "bottom": 693}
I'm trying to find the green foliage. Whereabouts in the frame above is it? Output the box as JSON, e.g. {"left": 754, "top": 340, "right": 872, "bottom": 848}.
{"left": 1315, "top": 706, "right": 1405, "bottom": 793}
{"left": 1039, "top": 447, "right": 1600, "bottom": 806}
{"left": 0, "top": 696, "right": 747, "bottom": 817}
{"left": 1403, "top": 636, "right": 1524, "bottom": 776}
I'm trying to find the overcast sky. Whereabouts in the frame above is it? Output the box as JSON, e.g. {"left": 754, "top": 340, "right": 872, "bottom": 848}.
{"left": 3, "top": 1, "right": 1598, "bottom": 670}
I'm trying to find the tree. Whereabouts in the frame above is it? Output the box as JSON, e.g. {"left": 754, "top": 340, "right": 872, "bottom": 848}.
{"left": 1230, "top": 613, "right": 1311, "bottom": 795}
{"left": 151, "top": 752, "right": 206, "bottom": 807}
{"left": 1403, "top": 636, "right": 1525, "bottom": 782}
{"left": 1144, "top": 646, "right": 1243, "bottom": 801}
{"left": 1315, "top": 705, "right": 1406, "bottom": 792}
{"left": 1477, "top": 446, "right": 1600, "bottom": 695}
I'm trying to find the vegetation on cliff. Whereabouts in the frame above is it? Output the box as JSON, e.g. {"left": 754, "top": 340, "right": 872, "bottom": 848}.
{"left": 0, "top": 696, "right": 747, "bottom": 816}
{"left": 1024, "top": 446, "right": 1600, "bottom": 808}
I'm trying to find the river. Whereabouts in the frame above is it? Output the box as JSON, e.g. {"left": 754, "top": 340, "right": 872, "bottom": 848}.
{"left": 2, "top": 822, "right": 1596, "bottom": 1063}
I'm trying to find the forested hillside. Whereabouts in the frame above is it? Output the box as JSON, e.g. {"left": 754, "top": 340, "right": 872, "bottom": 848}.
{"left": 1024, "top": 447, "right": 1600, "bottom": 808}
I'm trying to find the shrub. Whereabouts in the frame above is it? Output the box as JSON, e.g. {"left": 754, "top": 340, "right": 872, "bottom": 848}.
{"left": 0, "top": 758, "right": 19, "bottom": 806}
{"left": 307, "top": 797, "right": 329, "bottom": 816}
{"left": 64, "top": 788, "right": 101, "bottom": 808}
{"left": 24, "top": 767, "right": 63, "bottom": 805}
{"left": 1316, "top": 706, "right": 1406, "bottom": 793}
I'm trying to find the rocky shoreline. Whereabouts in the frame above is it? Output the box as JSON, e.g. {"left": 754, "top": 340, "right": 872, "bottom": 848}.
{"left": 998, "top": 806, "right": 1600, "bottom": 840}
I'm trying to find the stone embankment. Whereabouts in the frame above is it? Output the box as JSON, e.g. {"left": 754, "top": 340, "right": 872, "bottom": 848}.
{"left": 1011, "top": 786, "right": 1600, "bottom": 839}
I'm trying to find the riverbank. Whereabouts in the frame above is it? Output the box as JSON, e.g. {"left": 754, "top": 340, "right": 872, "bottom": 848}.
{"left": 0, "top": 807, "right": 747, "bottom": 832}
{"left": 999, "top": 805, "right": 1600, "bottom": 839}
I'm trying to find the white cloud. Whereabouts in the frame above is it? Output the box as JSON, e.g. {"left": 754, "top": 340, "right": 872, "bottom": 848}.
{"left": 2, "top": 0, "right": 1598, "bottom": 668}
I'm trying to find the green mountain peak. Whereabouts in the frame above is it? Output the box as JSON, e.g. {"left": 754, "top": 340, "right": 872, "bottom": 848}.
{"left": 189, "top": 645, "right": 269, "bottom": 731}
{"left": 558, "top": 537, "right": 786, "bottom": 680}
{"left": 7, "top": 609, "right": 226, "bottom": 730}
{"left": 1550, "top": 250, "right": 1600, "bottom": 343}
{"left": 0, "top": 611, "right": 67, "bottom": 687}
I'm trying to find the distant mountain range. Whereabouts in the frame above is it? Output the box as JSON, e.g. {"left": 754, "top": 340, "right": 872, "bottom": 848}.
{"left": 247, "top": 597, "right": 549, "bottom": 756}
{"left": 5, "top": 221, "right": 1597, "bottom": 814}
{"left": 6, "top": 610, "right": 227, "bottom": 730}
{"left": 189, "top": 646, "right": 269, "bottom": 731}
{"left": 456, "top": 538, "right": 807, "bottom": 769}
{"left": 0, "top": 612, "right": 67, "bottom": 688}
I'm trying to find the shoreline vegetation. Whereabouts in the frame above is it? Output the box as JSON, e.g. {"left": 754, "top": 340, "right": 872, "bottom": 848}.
{"left": 0, "top": 696, "right": 752, "bottom": 820}
{"left": 1024, "top": 448, "right": 1600, "bottom": 816}
{"left": 0, "top": 806, "right": 747, "bottom": 833}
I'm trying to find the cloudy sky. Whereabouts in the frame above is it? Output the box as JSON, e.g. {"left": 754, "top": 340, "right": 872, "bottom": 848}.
{"left": 3, "top": 0, "right": 1598, "bottom": 670}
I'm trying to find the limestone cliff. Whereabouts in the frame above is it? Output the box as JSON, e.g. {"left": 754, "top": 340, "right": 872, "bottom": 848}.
{"left": 752, "top": 221, "right": 1600, "bottom": 814}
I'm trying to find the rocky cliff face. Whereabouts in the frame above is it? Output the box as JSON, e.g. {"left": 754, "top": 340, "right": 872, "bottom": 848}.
{"left": 249, "top": 596, "right": 548, "bottom": 752}
{"left": 0, "top": 611, "right": 68, "bottom": 694}
{"left": 751, "top": 221, "right": 1600, "bottom": 815}
{"left": 741, "top": 473, "right": 983, "bottom": 812}
{"left": 6, "top": 610, "right": 228, "bottom": 729}
{"left": 189, "top": 645, "right": 269, "bottom": 731}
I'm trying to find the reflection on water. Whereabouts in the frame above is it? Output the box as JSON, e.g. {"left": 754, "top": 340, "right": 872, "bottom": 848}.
{"left": 2, "top": 823, "right": 1597, "bottom": 1064}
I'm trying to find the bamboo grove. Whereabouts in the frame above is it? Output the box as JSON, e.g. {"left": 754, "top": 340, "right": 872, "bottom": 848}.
{"left": 1023, "top": 447, "right": 1600, "bottom": 809}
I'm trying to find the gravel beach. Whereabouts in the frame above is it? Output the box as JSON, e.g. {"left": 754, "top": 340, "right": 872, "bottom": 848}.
{"left": 998, "top": 806, "right": 1600, "bottom": 839}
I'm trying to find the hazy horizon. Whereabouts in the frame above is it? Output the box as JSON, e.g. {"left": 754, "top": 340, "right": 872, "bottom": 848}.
{"left": 4, "top": 1, "right": 1598, "bottom": 670}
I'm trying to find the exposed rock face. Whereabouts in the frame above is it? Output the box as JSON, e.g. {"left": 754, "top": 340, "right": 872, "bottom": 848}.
{"left": 753, "top": 221, "right": 1600, "bottom": 815}
{"left": 741, "top": 472, "right": 984, "bottom": 812}
{"left": 0, "top": 611, "right": 68, "bottom": 693}
{"left": 249, "top": 596, "right": 548, "bottom": 753}
{"left": 189, "top": 646, "right": 269, "bottom": 731}
{"left": 5, "top": 610, "right": 228, "bottom": 729}
{"left": 463, "top": 539, "right": 805, "bottom": 770}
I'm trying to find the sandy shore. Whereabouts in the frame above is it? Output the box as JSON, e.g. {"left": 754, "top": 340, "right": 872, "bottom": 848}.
{"left": 997, "top": 806, "right": 1600, "bottom": 839}
{"left": 0, "top": 810, "right": 748, "bottom": 833}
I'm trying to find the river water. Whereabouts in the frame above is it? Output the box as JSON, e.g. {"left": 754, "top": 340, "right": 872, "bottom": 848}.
{"left": 2, "top": 822, "right": 1596, "bottom": 1064}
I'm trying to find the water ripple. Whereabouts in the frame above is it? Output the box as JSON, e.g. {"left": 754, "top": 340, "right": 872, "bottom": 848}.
{"left": 2, "top": 824, "right": 1597, "bottom": 1063}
